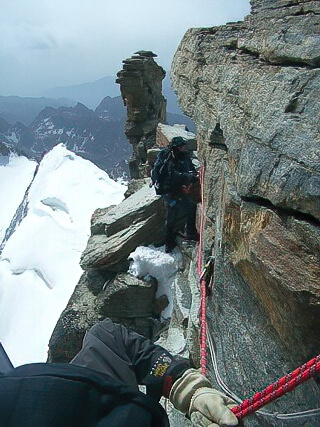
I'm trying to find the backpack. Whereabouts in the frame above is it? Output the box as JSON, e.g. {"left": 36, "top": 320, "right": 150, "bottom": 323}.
{"left": 0, "top": 363, "right": 169, "bottom": 427}
{"left": 151, "top": 148, "right": 173, "bottom": 195}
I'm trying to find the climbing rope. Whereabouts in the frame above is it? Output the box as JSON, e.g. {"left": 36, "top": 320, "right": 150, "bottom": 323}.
{"left": 207, "top": 331, "right": 320, "bottom": 421}
{"left": 196, "top": 165, "right": 207, "bottom": 376}
{"left": 231, "top": 354, "right": 320, "bottom": 420}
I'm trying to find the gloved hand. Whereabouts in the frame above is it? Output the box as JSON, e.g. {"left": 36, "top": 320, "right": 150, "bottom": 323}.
{"left": 169, "top": 368, "right": 238, "bottom": 427}
{"left": 181, "top": 183, "right": 194, "bottom": 195}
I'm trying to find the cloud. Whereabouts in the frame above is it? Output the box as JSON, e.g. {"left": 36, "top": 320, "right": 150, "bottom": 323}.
{"left": 16, "top": 27, "right": 59, "bottom": 50}
{"left": 0, "top": 0, "right": 251, "bottom": 96}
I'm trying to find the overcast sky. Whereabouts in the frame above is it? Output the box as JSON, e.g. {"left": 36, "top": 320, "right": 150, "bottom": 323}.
{"left": 0, "top": 0, "right": 251, "bottom": 97}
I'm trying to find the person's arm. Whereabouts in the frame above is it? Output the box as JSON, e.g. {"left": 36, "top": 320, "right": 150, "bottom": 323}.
{"left": 118, "top": 322, "right": 190, "bottom": 399}
{"left": 168, "top": 162, "right": 197, "bottom": 194}
{"left": 72, "top": 319, "right": 238, "bottom": 426}
{"left": 71, "top": 318, "right": 190, "bottom": 400}
{"left": 120, "top": 325, "right": 238, "bottom": 426}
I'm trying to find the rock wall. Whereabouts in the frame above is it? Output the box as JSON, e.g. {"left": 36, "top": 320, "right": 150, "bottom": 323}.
{"left": 171, "top": 0, "right": 320, "bottom": 424}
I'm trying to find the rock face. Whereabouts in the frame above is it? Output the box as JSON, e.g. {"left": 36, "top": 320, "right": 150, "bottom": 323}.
{"left": 116, "top": 51, "right": 167, "bottom": 178}
{"left": 171, "top": 0, "right": 320, "bottom": 423}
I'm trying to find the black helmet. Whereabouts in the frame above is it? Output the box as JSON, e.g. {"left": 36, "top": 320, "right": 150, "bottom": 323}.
{"left": 170, "top": 136, "right": 186, "bottom": 148}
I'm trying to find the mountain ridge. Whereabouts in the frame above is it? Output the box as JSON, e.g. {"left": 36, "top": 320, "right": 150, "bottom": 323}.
{"left": 0, "top": 96, "right": 75, "bottom": 126}
{"left": 43, "top": 74, "right": 183, "bottom": 114}
{"left": 0, "top": 93, "right": 195, "bottom": 178}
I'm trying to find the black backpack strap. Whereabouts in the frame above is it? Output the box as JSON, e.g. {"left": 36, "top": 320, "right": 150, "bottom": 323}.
{"left": 1, "top": 363, "right": 169, "bottom": 427}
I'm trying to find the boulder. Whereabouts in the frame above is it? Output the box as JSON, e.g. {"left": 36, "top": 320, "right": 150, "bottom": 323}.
{"left": 97, "top": 273, "right": 156, "bottom": 319}
{"left": 156, "top": 123, "right": 196, "bottom": 151}
{"left": 90, "top": 181, "right": 163, "bottom": 237}
{"left": 48, "top": 271, "right": 159, "bottom": 362}
{"left": 47, "top": 270, "right": 106, "bottom": 363}
{"left": 81, "top": 183, "right": 166, "bottom": 270}
{"left": 124, "top": 178, "right": 150, "bottom": 198}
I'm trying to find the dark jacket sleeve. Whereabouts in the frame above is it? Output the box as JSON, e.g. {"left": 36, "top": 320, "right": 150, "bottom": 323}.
{"left": 119, "top": 321, "right": 190, "bottom": 398}
{"left": 71, "top": 318, "right": 190, "bottom": 400}
{"left": 167, "top": 153, "right": 197, "bottom": 196}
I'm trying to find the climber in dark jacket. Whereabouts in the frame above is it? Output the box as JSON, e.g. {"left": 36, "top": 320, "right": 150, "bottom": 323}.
{"left": 162, "top": 136, "right": 199, "bottom": 253}
{"left": 0, "top": 318, "right": 238, "bottom": 427}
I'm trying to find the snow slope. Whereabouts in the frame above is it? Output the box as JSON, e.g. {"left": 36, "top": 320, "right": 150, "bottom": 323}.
{"left": 0, "top": 144, "right": 126, "bottom": 366}
{"left": 0, "top": 155, "right": 37, "bottom": 242}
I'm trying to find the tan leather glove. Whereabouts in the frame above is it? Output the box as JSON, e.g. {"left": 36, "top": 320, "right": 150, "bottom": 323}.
{"left": 169, "top": 368, "right": 238, "bottom": 427}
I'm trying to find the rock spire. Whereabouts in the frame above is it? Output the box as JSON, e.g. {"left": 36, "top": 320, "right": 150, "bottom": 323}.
{"left": 116, "top": 51, "right": 167, "bottom": 179}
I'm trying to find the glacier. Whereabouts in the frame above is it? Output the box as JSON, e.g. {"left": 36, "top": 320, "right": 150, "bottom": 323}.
{"left": 0, "top": 144, "right": 126, "bottom": 366}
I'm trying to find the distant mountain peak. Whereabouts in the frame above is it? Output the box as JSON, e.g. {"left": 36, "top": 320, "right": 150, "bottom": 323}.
{"left": 0, "top": 117, "right": 10, "bottom": 133}
{"left": 43, "top": 76, "right": 121, "bottom": 109}
{"left": 0, "top": 99, "right": 131, "bottom": 178}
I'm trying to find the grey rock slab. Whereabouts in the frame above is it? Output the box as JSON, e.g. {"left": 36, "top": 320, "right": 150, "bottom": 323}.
{"left": 171, "top": 11, "right": 320, "bottom": 220}
{"left": 81, "top": 213, "right": 165, "bottom": 271}
{"left": 90, "top": 181, "right": 165, "bottom": 237}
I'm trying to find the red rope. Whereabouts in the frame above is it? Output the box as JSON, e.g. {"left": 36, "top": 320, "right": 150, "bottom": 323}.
{"left": 232, "top": 354, "right": 320, "bottom": 419}
{"left": 197, "top": 166, "right": 207, "bottom": 376}
{"left": 196, "top": 166, "right": 205, "bottom": 274}
{"left": 199, "top": 276, "right": 207, "bottom": 376}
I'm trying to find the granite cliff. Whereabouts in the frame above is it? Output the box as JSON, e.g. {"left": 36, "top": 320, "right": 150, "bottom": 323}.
{"left": 171, "top": 0, "right": 320, "bottom": 424}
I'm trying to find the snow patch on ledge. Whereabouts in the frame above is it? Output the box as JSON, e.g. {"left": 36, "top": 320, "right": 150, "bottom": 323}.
{"left": 128, "top": 245, "right": 183, "bottom": 319}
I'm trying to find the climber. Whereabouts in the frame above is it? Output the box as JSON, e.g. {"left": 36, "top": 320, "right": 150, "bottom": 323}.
{"left": 152, "top": 136, "right": 199, "bottom": 253}
{"left": 0, "top": 318, "right": 238, "bottom": 427}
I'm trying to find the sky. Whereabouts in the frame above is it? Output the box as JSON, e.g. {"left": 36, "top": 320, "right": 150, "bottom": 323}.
{"left": 0, "top": 0, "right": 251, "bottom": 97}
